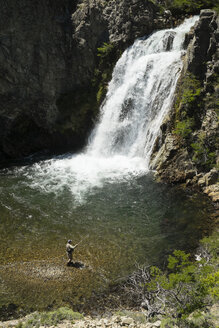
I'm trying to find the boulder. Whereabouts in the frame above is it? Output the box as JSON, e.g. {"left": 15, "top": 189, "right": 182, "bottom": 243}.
{"left": 112, "top": 316, "right": 121, "bottom": 323}
{"left": 209, "top": 191, "right": 219, "bottom": 202}
{"left": 204, "top": 168, "right": 218, "bottom": 186}
{"left": 121, "top": 317, "right": 134, "bottom": 325}
{"left": 204, "top": 184, "right": 219, "bottom": 194}
{"left": 145, "top": 323, "right": 154, "bottom": 328}
{"left": 198, "top": 177, "right": 206, "bottom": 188}
{"left": 152, "top": 320, "right": 161, "bottom": 327}
{"left": 185, "top": 170, "right": 196, "bottom": 179}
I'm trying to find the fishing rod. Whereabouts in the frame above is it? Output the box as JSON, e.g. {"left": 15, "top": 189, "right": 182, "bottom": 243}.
{"left": 74, "top": 234, "right": 89, "bottom": 246}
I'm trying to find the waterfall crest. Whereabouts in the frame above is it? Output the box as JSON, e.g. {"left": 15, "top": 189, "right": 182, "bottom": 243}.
{"left": 21, "top": 16, "right": 199, "bottom": 201}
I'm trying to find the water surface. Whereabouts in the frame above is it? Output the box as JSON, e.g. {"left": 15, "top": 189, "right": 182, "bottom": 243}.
{"left": 0, "top": 163, "right": 212, "bottom": 313}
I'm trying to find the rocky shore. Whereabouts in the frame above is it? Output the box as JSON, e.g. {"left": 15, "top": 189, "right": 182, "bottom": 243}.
{"left": 0, "top": 313, "right": 162, "bottom": 328}
{"left": 1, "top": 304, "right": 219, "bottom": 328}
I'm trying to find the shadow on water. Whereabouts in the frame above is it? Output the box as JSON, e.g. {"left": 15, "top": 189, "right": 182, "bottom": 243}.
{"left": 67, "top": 261, "right": 86, "bottom": 269}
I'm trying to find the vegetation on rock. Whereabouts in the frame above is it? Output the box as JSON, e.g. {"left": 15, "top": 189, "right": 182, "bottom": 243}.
{"left": 191, "top": 133, "right": 217, "bottom": 170}
{"left": 174, "top": 73, "right": 202, "bottom": 124}
{"left": 15, "top": 307, "right": 83, "bottom": 328}
{"left": 172, "top": 69, "right": 218, "bottom": 171}
{"left": 124, "top": 233, "right": 219, "bottom": 327}
{"left": 165, "top": 0, "right": 219, "bottom": 15}
{"left": 92, "top": 41, "right": 120, "bottom": 105}
{"left": 174, "top": 118, "right": 194, "bottom": 139}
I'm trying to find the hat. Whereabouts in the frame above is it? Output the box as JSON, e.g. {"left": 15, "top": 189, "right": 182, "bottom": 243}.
{"left": 68, "top": 239, "right": 72, "bottom": 243}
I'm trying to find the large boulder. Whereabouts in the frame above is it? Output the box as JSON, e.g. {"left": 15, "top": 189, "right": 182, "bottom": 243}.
{"left": 186, "top": 10, "right": 217, "bottom": 78}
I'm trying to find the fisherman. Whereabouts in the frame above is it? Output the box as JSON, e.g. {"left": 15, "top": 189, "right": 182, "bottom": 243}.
{"left": 66, "top": 239, "right": 79, "bottom": 265}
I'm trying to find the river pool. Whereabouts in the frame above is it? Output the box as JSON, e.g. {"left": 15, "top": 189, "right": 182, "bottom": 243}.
{"left": 0, "top": 156, "right": 213, "bottom": 316}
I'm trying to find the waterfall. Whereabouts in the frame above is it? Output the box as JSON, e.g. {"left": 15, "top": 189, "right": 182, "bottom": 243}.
{"left": 21, "top": 16, "right": 198, "bottom": 201}
{"left": 87, "top": 16, "right": 198, "bottom": 166}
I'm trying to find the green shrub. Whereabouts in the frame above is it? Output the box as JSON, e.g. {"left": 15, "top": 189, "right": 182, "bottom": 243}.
{"left": 185, "top": 310, "right": 209, "bottom": 327}
{"left": 181, "top": 85, "right": 201, "bottom": 106}
{"left": 174, "top": 73, "right": 202, "bottom": 128}
{"left": 201, "top": 232, "right": 219, "bottom": 259}
{"left": 166, "top": 0, "right": 218, "bottom": 15}
{"left": 174, "top": 118, "right": 194, "bottom": 139}
{"left": 178, "top": 74, "right": 201, "bottom": 108}
{"left": 191, "top": 135, "right": 217, "bottom": 170}
{"left": 161, "top": 317, "right": 178, "bottom": 328}
{"left": 146, "top": 250, "right": 219, "bottom": 315}
{"left": 21, "top": 307, "right": 83, "bottom": 327}
{"left": 97, "top": 42, "right": 114, "bottom": 59}
{"left": 93, "top": 42, "right": 120, "bottom": 105}
{"left": 96, "top": 85, "right": 105, "bottom": 104}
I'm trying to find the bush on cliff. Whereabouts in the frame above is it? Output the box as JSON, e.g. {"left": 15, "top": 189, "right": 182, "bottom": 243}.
{"left": 172, "top": 71, "right": 218, "bottom": 170}
{"left": 191, "top": 135, "right": 217, "bottom": 170}
{"left": 166, "top": 0, "right": 219, "bottom": 15}
{"left": 174, "top": 118, "right": 194, "bottom": 139}
{"left": 93, "top": 42, "right": 120, "bottom": 105}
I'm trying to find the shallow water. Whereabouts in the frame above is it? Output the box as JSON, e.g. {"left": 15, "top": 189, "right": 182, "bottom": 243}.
{"left": 0, "top": 161, "right": 213, "bottom": 314}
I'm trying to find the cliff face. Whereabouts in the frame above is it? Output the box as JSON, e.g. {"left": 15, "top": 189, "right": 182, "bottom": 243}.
{"left": 151, "top": 9, "right": 219, "bottom": 203}
{"left": 0, "top": 0, "right": 78, "bottom": 159}
{"left": 0, "top": 0, "right": 170, "bottom": 162}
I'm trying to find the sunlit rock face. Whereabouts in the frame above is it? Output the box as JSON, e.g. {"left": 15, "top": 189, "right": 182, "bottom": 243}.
{"left": 151, "top": 10, "right": 219, "bottom": 191}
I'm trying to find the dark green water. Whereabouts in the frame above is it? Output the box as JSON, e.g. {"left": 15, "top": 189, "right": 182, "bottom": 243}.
{"left": 0, "top": 161, "right": 213, "bottom": 315}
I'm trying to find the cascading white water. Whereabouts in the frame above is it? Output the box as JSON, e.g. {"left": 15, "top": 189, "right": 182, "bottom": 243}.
{"left": 87, "top": 16, "right": 198, "bottom": 165}
{"left": 20, "top": 16, "right": 198, "bottom": 201}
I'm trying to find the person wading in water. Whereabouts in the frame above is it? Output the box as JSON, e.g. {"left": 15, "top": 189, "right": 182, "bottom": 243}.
{"left": 66, "top": 239, "right": 80, "bottom": 266}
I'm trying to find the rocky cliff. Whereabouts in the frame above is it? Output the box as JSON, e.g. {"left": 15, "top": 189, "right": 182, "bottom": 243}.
{"left": 0, "top": 0, "right": 171, "bottom": 162}
{"left": 150, "top": 9, "right": 219, "bottom": 204}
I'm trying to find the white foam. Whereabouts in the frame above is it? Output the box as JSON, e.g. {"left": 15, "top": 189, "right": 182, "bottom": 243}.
{"left": 19, "top": 16, "right": 199, "bottom": 203}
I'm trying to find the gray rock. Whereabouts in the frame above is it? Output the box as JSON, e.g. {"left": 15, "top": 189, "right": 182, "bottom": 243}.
{"left": 204, "top": 183, "right": 219, "bottom": 194}
{"left": 121, "top": 317, "right": 134, "bottom": 325}
{"left": 185, "top": 170, "right": 196, "bottom": 179}
{"left": 152, "top": 320, "right": 161, "bottom": 327}
{"left": 145, "top": 324, "right": 154, "bottom": 328}
{"left": 112, "top": 316, "right": 121, "bottom": 323}
{"left": 204, "top": 168, "right": 218, "bottom": 186}
{"left": 198, "top": 177, "right": 206, "bottom": 188}
{"left": 200, "top": 9, "right": 216, "bottom": 17}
